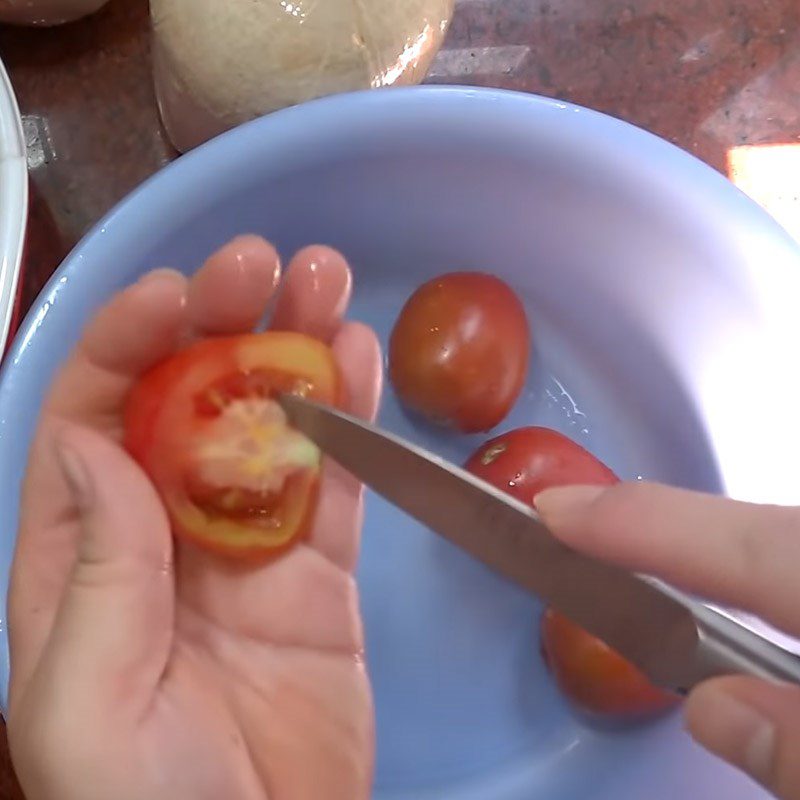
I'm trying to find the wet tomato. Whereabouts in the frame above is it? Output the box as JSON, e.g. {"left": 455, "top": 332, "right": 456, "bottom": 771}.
{"left": 464, "top": 426, "right": 617, "bottom": 505}
{"left": 125, "top": 331, "right": 342, "bottom": 559}
{"left": 540, "top": 608, "right": 678, "bottom": 719}
{"left": 465, "top": 426, "right": 677, "bottom": 719}
{"left": 388, "top": 272, "right": 529, "bottom": 432}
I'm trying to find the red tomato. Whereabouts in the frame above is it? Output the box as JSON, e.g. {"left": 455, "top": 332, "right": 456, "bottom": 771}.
{"left": 388, "top": 272, "right": 529, "bottom": 433}
{"left": 463, "top": 426, "right": 618, "bottom": 505}
{"left": 465, "top": 426, "right": 677, "bottom": 719}
{"left": 125, "top": 331, "right": 342, "bottom": 559}
{"left": 541, "top": 609, "right": 678, "bottom": 719}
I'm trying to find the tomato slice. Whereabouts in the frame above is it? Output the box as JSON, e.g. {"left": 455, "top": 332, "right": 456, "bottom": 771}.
{"left": 125, "top": 331, "right": 342, "bottom": 559}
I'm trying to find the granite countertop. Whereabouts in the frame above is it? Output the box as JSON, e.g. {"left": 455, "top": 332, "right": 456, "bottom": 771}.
{"left": 0, "top": 0, "right": 798, "bottom": 795}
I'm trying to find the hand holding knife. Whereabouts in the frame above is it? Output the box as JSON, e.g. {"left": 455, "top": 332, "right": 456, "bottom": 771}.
{"left": 280, "top": 393, "right": 800, "bottom": 694}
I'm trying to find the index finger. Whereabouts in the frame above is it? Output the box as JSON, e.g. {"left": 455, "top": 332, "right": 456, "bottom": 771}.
{"left": 45, "top": 271, "right": 189, "bottom": 432}
{"left": 535, "top": 482, "right": 800, "bottom": 638}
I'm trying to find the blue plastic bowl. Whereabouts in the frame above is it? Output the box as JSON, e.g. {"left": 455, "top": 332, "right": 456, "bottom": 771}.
{"left": 2, "top": 86, "right": 800, "bottom": 800}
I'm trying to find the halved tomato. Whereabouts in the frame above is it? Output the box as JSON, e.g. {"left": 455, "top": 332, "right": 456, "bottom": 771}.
{"left": 125, "top": 331, "right": 342, "bottom": 559}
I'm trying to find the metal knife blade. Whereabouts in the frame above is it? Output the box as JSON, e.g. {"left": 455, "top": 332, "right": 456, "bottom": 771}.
{"left": 280, "top": 394, "right": 800, "bottom": 692}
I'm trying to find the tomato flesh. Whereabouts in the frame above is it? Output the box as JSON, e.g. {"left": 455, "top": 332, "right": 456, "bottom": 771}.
{"left": 125, "top": 331, "right": 342, "bottom": 559}
{"left": 388, "top": 272, "right": 529, "bottom": 433}
{"left": 465, "top": 426, "right": 677, "bottom": 719}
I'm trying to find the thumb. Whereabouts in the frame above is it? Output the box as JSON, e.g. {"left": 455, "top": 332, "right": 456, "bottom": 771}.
{"left": 686, "top": 676, "right": 800, "bottom": 798}
{"left": 38, "top": 425, "right": 174, "bottom": 715}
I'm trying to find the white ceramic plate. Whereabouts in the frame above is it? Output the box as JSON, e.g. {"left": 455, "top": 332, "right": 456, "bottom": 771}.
{"left": 0, "top": 56, "right": 27, "bottom": 354}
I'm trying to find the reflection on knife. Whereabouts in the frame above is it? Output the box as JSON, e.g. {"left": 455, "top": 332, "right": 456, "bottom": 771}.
{"left": 279, "top": 394, "right": 800, "bottom": 694}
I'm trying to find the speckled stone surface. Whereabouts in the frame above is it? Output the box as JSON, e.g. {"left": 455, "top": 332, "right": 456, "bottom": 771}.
{"left": 3, "top": 0, "right": 800, "bottom": 316}
{"left": 0, "top": 0, "right": 799, "bottom": 794}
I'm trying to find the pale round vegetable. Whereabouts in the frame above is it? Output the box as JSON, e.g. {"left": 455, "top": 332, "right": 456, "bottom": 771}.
{"left": 0, "top": 0, "right": 109, "bottom": 25}
{"left": 151, "top": 0, "right": 454, "bottom": 152}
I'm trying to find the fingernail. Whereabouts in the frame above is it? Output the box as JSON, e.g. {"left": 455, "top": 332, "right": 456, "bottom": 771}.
{"left": 691, "top": 690, "right": 775, "bottom": 785}
{"left": 138, "top": 268, "right": 185, "bottom": 286}
{"left": 534, "top": 485, "right": 607, "bottom": 516}
{"left": 55, "top": 443, "right": 94, "bottom": 512}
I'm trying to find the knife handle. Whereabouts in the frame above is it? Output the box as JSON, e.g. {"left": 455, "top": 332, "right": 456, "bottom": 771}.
{"left": 693, "top": 606, "right": 800, "bottom": 687}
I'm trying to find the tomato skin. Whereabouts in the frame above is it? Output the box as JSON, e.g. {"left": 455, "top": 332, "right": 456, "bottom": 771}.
{"left": 541, "top": 609, "right": 678, "bottom": 719}
{"left": 125, "top": 331, "right": 342, "bottom": 560}
{"left": 388, "top": 272, "right": 529, "bottom": 433}
{"left": 465, "top": 426, "right": 677, "bottom": 719}
{"left": 464, "top": 426, "right": 618, "bottom": 506}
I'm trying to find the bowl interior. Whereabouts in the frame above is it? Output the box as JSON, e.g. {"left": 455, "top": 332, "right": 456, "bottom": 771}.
{"left": 2, "top": 87, "right": 799, "bottom": 799}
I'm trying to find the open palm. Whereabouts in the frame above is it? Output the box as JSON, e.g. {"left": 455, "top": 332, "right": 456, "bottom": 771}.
{"left": 7, "top": 236, "right": 381, "bottom": 800}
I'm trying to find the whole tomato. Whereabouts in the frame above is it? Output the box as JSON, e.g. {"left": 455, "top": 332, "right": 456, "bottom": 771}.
{"left": 541, "top": 608, "right": 679, "bottom": 719}
{"left": 388, "top": 272, "right": 529, "bottom": 433}
{"left": 464, "top": 426, "right": 617, "bottom": 505}
{"left": 465, "top": 426, "right": 678, "bottom": 719}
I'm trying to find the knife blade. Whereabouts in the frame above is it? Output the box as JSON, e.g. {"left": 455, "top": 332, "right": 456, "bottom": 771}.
{"left": 280, "top": 394, "right": 800, "bottom": 692}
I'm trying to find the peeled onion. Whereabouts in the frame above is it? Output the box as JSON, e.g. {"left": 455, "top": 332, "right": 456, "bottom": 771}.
{"left": 0, "top": 0, "right": 109, "bottom": 25}
{"left": 151, "top": 0, "right": 454, "bottom": 152}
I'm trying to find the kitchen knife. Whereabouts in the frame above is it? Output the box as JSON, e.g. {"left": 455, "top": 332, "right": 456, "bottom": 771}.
{"left": 280, "top": 394, "right": 800, "bottom": 693}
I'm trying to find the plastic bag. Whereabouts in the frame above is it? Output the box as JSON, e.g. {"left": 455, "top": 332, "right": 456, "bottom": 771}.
{"left": 151, "top": 0, "right": 454, "bottom": 152}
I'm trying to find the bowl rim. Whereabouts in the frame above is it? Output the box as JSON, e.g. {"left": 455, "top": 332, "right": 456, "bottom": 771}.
{"left": 16, "top": 84, "right": 800, "bottom": 294}
{"left": 0, "top": 56, "right": 28, "bottom": 356}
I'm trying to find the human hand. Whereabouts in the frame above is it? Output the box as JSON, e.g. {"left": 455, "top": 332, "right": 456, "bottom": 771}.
{"left": 7, "top": 235, "right": 381, "bottom": 800}
{"left": 537, "top": 481, "right": 800, "bottom": 799}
